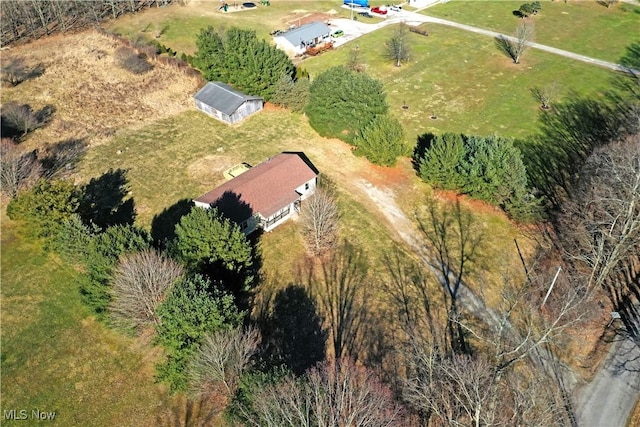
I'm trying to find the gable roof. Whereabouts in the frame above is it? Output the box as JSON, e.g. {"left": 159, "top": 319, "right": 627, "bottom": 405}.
{"left": 194, "top": 82, "right": 263, "bottom": 116}
{"left": 195, "top": 153, "right": 318, "bottom": 220}
{"left": 282, "top": 22, "right": 331, "bottom": 46}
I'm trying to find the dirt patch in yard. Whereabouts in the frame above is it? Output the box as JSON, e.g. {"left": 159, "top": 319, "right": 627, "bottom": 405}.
{"left": 284, "top": 12, "right": 335, "bottom": 27}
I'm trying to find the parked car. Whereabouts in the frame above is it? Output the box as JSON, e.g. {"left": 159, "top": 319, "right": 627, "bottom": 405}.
{"left": 332, "top": 29, "right": 344, "bottom": 37}
{"left": 358, "top": 11, "right": 373, "bottom": 18}
{"left": 390, "top": 5, "right": 402, "bottom": 12}
{"left": 371, "top": 6, "right": 387, "bottom": 15}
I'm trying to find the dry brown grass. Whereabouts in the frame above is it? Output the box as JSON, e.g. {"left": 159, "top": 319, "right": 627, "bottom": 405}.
{"left": 0, "top": 30, "right": 201, "bottom": 149}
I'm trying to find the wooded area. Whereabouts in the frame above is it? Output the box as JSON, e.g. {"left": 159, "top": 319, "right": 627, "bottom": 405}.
{"left": 0, "top": 0, "right": 172, "bottom": 46}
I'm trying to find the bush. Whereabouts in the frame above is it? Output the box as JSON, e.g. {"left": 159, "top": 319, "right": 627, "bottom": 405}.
{"left": 80, "top": 224, "right": 152, "bottom": 315}
{"left": 1, "top": 102, "right": 55, "bottom": 140}
{"left": 114, "top": 47, "right": 153, "bottom": 75}
{"left": 306, "top": 66, "right": 388, "bottom": 144}
{"left": 353, "top": 114, "right": 406, "bottom": 166}
{"left": 6, "top": 178, "right": 80, "bottom": 242}
{"left": 155, "top": 274, "right": 243, "bottom": 392}
{"left": 414, "top": 132, "right": 539, "bottom": 220}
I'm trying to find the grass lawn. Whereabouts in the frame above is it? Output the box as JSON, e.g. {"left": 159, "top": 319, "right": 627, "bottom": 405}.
{"left": 303, "top": 23, "right": 617, "bottom": 140}
{"left": 0, "top": 214, "right": 178, "bottom": 426}
{"left": 106, "top": 1, "right": 362, "bottom": 55}
{"left": 423, "top": 0, "right": 640, "bottom": 63}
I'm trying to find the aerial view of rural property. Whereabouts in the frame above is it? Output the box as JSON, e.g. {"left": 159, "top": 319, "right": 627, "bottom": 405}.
{"left": 1, "top": 0, "right": 638, "bottom": 425}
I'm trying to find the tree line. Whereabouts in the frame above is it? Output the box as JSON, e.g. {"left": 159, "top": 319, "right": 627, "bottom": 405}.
{"left": 0, "top": 0, "right": 172, "bottom": 46}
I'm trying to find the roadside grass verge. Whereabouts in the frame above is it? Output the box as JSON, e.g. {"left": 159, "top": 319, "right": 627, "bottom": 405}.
{"left": 423, "top": 0, "right": 639, "bottom": 63}
{"left": 303, "top": 23, "right": 617, "bottom": 140}
{"left": 0, "top": 214, "right": 177, "bottom": 426}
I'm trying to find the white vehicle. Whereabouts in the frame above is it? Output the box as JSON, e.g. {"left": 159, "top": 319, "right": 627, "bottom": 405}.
{"left": 390, "top": 5, "right": 402, "bottom": 11}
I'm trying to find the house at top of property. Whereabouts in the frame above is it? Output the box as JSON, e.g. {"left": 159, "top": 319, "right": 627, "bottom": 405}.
{"left": 273, "top": 22, "right": 331, "bottom": 57}
{"left": 194, "top": 82, "right": 263, "bottom": 124}
{"left": 194, "top": 152, "right": 319, "bottom": 234}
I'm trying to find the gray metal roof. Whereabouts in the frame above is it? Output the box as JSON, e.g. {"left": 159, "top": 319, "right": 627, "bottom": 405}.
{"left": 193, "top": 82, "right": 263, "bottom": 115}
{"left": 282, "top": 22, "right": 331, "bottom": 46}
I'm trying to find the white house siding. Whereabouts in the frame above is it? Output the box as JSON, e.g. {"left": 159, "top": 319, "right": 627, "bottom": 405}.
{"left": 262, "top": 203, "right": 294, "bottom": 232}
{"left": 296, "top": 177, "right": 317, "bottom": 200}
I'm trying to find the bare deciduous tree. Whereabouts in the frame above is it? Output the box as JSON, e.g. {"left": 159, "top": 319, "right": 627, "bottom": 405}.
{"left": 189, "top": 326, "right": 260, "bottom": 398}
{"left": 246, "top": 359, "right": 404, "bottom": 427}
{"left": 531, "top": 82, "right": 560, "bottom": 110}
{"left": 386, "top": 22, "right": 410, "bottom": 67}
{"left": 109, "top": 249, "right": 184, "bottom": 331}
{"left": 307, "top": 241, "right": 370, "bottom": 361}
{"left": 558, "top": 135, "right": 640, "bottom": 334}
{"left": 300, "top": 188, "right": 339, "bottom": 256}
{"left": 0, "top": 138, "right": 41, "bottom": 198}
{"left": 496, "top": 21, "right": 534, "bottom": 64}
{"left": 404, "top": 343, "right": 564, "bottom": 427}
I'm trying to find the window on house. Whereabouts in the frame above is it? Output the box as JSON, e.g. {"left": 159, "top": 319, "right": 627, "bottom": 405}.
{"left": 241, "top": 220, "right": 248, "bottom": 230}
{"left": 305, "top": 182, "right": 310, "bottom": 190}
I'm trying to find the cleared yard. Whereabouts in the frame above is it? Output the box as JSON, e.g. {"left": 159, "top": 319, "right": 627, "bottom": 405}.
{"left": 303, "top": 23, "right": 618, "bottom": 140}
{"left": 423, "top": 0, "right": 640, "bottom": 63}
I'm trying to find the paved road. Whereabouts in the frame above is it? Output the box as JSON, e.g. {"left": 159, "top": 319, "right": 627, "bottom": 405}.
{"left": 330, "top": 4, "right": 633, "bottom": 73}
{"left": 576, "top": 335, "right": 640, "bottom": 427}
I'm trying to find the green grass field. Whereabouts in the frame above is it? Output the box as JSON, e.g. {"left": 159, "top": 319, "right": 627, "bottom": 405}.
{"left": 303, "top": 23, "right": 617, "bottom": 140}
{"left": 423, "top": 0, "right": 640, "bottom": 63}
{"left": 0, "top": 215, "right": 179, "bottom": 426}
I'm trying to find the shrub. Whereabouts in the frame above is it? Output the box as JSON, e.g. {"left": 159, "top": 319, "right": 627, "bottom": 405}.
{"left": 114, "top": 46, "right": 153, "bottom": 75}
{"left": 155, "top": 274, "right": 243, "bottom": 392}
{"left": 306, "top": 66, "right": 388, "bottom": 143}
{"left": 353, "top": 114, "right": 406, "bottom": 166}
{"left": 414, "top": 132, "right": 539, "bottom": 220}
{"left": 1, "top": 102, "right": 55, "bottom": 140}
{"left": 80, "top": 224, "right": 152, "bottom": 315}
{"left": 271, "top": 75, "right": 310, "bottom": 113}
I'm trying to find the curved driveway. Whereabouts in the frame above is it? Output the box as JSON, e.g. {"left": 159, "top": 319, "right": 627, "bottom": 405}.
{"left": 330, "top": 6, "right": 633, "bottom": 73}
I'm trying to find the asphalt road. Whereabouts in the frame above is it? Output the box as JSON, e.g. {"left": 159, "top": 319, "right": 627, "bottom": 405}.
{"left": 576, "top": 335, "right": 640, "bottom": 427}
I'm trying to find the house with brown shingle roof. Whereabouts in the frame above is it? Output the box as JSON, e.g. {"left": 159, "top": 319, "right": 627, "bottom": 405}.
{"left": 193, "top": 152, "right": 319, "bottom": 234}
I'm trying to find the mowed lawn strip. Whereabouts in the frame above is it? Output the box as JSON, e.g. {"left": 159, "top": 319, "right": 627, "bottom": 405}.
{"left": 422, "top": 0, "right": 639, "bottom": 63}
{"left": 303, "top": 23, "right": 617, "bottom": 140}
{"left": 0, "top": 216, "right": 177, "bottom": 427}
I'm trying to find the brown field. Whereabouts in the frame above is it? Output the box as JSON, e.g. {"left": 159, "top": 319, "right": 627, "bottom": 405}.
{"left": 0, "top": 30, "right": 202, "bottom": 149}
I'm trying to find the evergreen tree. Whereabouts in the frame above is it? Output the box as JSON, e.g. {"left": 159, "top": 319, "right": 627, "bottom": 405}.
{"left": 417, "top": 133, "right": 467, "bottom": 191}
{"left": 173, "top": 207, "right": 255, "bottom": 291}
{"left": 193, "top": 26, "right": 227, "bottom": 82}
{"left": 306, "top": 66, "right": 388, "bottom": 143}
{"left": 353, "top": 114, "right": 406, "bottom": 166}
{"left": 155, "top": 274, "right": 242, "bottom": 392}
{"left": 6, "top": 178, "right": 80, "bottom": 242}
{"left": 81, "top": 224, "right": 151, "bottom": 315}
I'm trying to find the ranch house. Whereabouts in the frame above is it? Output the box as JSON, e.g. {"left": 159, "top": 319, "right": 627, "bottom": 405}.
{"left": 193, "top": 82, "right": 263, "bottom": 124}
{"left": 273, "top": 22, "right": 331, "bottom": 57}
{"left": 194, "top": 152, "right": 319, "bottom": 234}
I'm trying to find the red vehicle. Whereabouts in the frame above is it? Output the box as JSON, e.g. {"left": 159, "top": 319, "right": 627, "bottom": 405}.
{"left": 371, "top": 6, "right": 387, "bottom": 14}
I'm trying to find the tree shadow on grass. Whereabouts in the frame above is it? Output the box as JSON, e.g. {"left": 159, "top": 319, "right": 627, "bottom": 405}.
{"left": 151, "top": 198, "right": 193, "bottom": 249}
{"left": 517, "top": 94, "right": 623, "bottom": 209}
{"left": 79, "top": 168, "right": 136, "bottom": 230}
{"left": 257, "top": 284, "right": 327, "bottom": 375}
